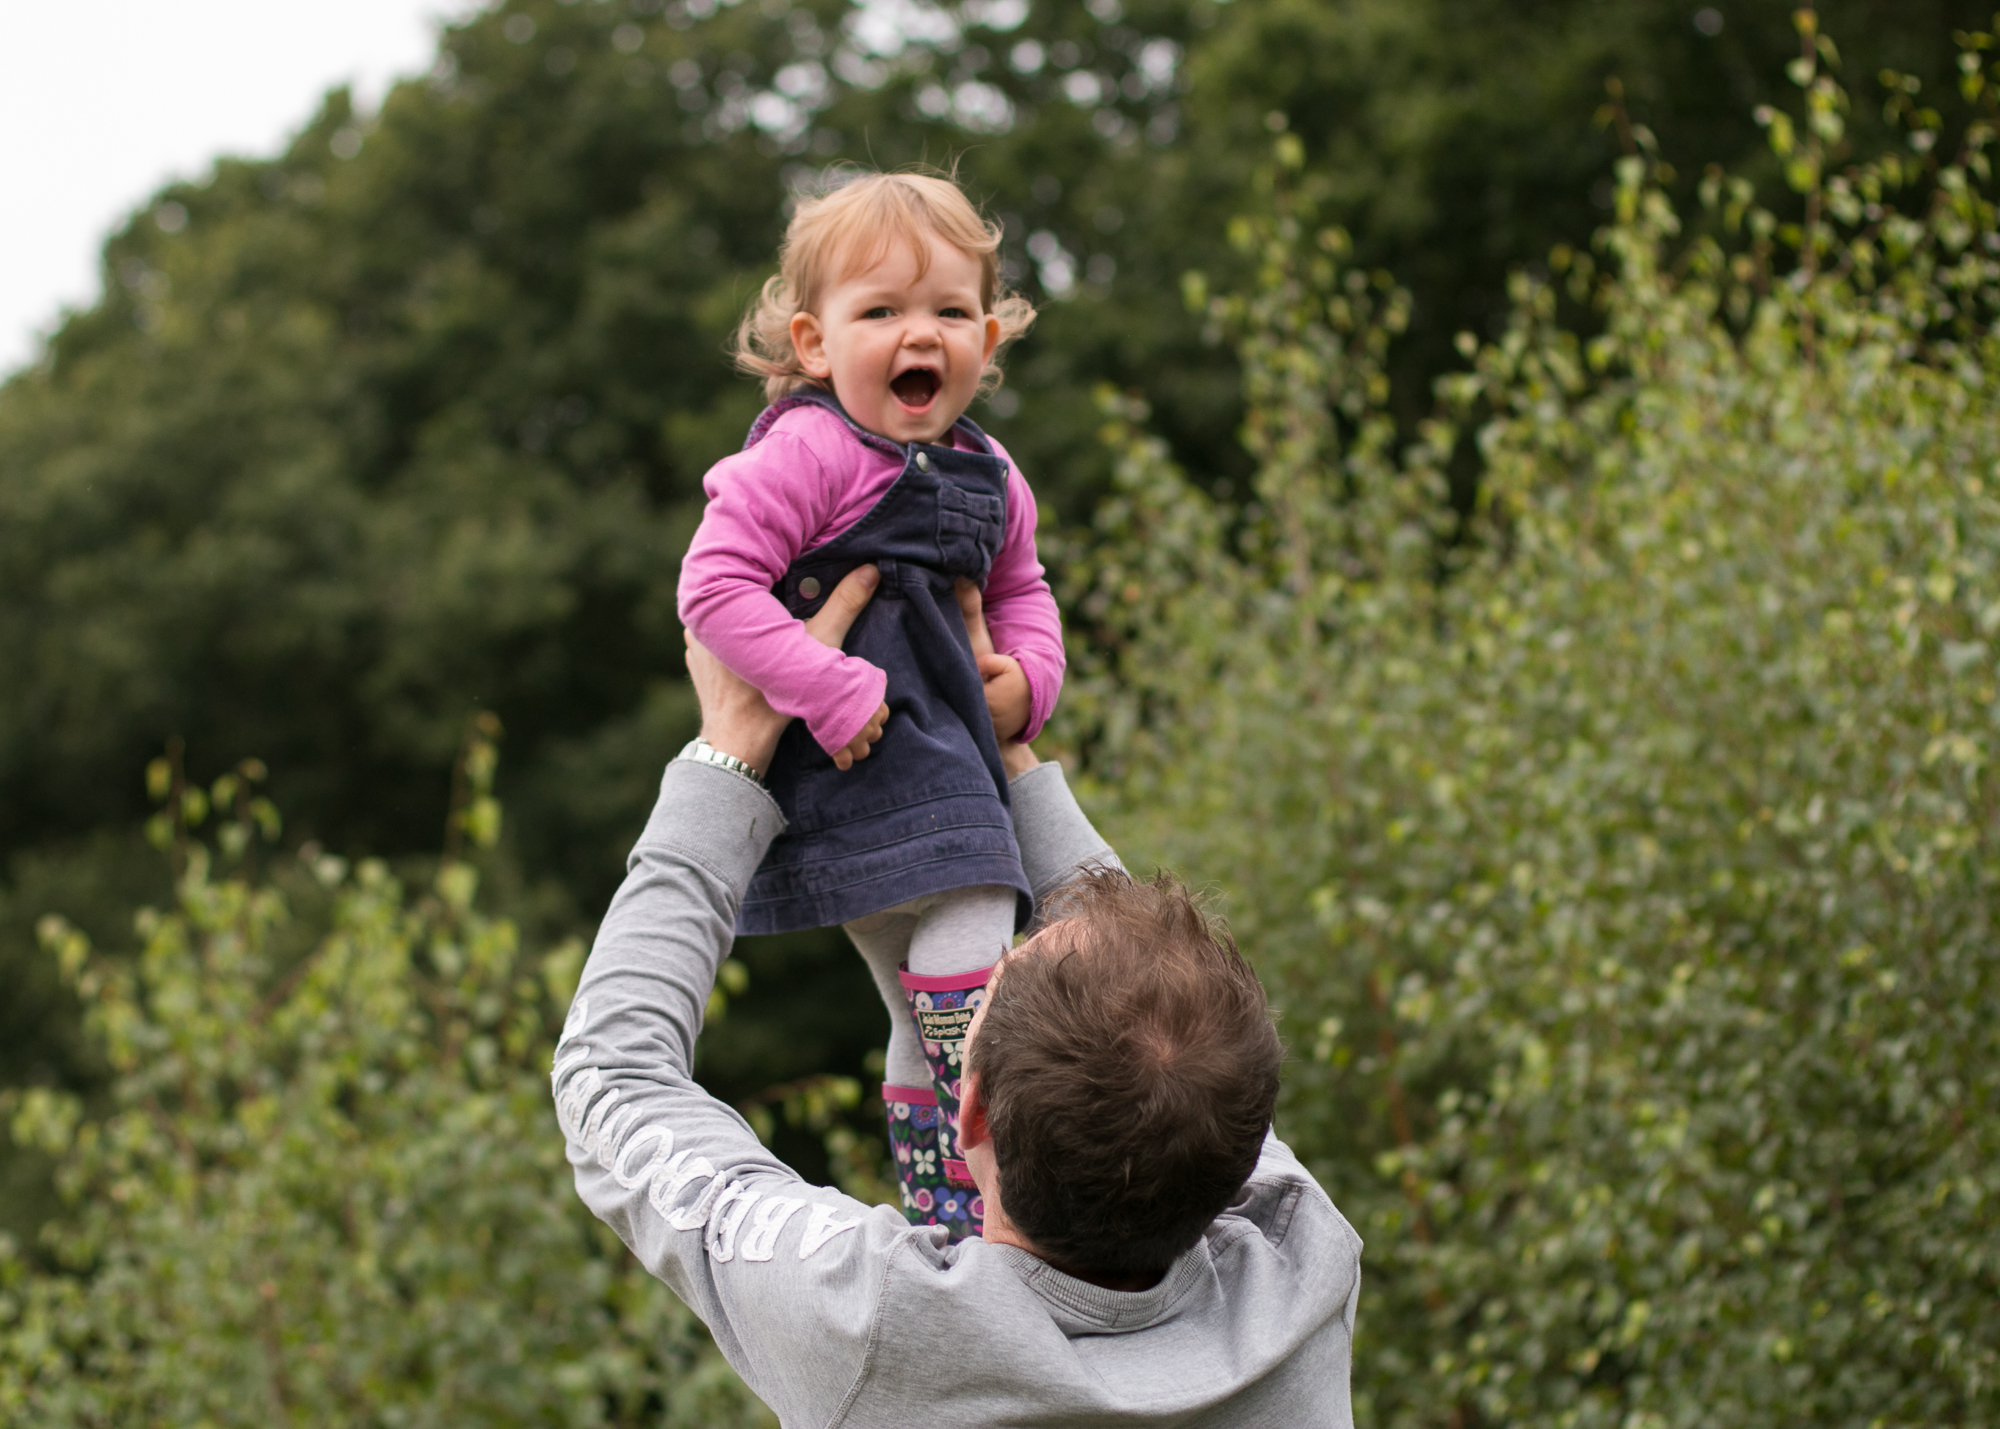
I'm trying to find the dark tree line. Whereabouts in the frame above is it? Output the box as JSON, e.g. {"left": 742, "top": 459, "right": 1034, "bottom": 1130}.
{"left": 0, "top": 0, "right": 1981, "bottom": 1239}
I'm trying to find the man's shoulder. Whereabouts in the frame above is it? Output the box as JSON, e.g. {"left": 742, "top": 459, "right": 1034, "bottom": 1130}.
{"left": 845, "top": 1159, "right": 1362, "bottom": 1427}
{"left": 1211, "top": 1131, "right": 1363, "bottom": 1265}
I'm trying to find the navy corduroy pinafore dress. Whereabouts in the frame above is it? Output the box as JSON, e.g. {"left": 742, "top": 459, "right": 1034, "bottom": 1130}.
{"left": 734, "top": 389, "right": 1033, "bottom": 937}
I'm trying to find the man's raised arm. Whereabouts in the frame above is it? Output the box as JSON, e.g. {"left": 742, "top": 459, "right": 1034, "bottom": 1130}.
{"left": 552, "top": 568, "right": 897, "bottom": 1426}
{"left": 953, "top": 576, "right": 1126, "bottom": 908}
{"left": 1007, "top": 758, "right": 1124, "bottom": 907}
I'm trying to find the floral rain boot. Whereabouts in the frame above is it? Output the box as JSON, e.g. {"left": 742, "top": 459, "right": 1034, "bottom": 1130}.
{"left": 897, "top": 963, "right": 992, "bottom": 1239}
{"left": 882, "top": 1083, "right": 953, "bottom": 1232}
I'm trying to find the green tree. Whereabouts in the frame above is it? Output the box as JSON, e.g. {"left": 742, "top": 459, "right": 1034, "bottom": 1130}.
{"left": 1183, "top": 0, "right": 1993, "bottom": 435}
{"left": 0, "top": 727, "right": 773, "bottom": 1426}
{"left": 7, "top": 9, "right": 1997, "bottom": 1422}
{"left": 2, "top": 0, "right": 1985, "bottom": 1244}
{"left": 1062, "top": 12, "right": 2000, "bottom": 1424}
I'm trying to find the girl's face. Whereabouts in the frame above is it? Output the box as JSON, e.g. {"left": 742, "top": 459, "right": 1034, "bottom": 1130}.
{"left": 789, "top": 230, "right": 1001, "bottom": 446}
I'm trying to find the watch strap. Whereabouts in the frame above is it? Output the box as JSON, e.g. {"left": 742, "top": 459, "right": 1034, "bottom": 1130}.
{"left": 677, "top": 738, "right": 765, "bottom": 787}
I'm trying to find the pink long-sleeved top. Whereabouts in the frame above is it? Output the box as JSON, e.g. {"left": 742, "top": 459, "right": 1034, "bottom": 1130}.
{"left": 677, "top": 402, "right": 1065, "bottom": 758}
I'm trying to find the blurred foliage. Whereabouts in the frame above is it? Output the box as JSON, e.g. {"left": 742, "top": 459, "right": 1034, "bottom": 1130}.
{"left": 0, "top": 724, "right": 777, "bottom": 1425}
{"left": 1060, "top": 11, "right": 2000, "bottom": 1425}
{"left": 0, "top": 3, "right": 1984, "bottom": 1174}
{"left": 4, "top": 1, "right": 1999, "bottom": 1419}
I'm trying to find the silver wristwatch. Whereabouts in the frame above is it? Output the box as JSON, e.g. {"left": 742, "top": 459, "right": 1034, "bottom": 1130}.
{"left": 678, "top": 737, "right": 764, "bottom": 785}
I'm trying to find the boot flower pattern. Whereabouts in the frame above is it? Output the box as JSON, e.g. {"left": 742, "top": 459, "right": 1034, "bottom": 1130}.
{"left": 883, "top": 1083, "right": 966, "bottom": 1238}
{"left": 898, "top": 965, "right": 990, "bottom": 1192}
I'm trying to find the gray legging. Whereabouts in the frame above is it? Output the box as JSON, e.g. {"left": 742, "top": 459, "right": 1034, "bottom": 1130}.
{"left": 842, "top": 884, "right": 1015, "bottom": 1088}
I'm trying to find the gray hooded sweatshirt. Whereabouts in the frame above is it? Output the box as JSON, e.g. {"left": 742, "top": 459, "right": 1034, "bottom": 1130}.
{"left": 557, "top": 758, "right": 1363, "bottom": 1427}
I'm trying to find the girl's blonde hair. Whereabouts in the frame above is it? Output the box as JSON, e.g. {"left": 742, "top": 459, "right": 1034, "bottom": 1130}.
{"left": 733, "top": 169, "right": 1037, "bottom": 403}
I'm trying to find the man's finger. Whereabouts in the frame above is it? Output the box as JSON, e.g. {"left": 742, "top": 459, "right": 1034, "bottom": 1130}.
{"left": 955, "top": 577, "right": 997, "bottom": 659}
{"left": 804, "top": 565, "right": 881, "bottom": 650}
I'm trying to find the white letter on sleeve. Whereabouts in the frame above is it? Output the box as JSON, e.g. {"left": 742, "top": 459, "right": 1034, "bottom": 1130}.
{"left": 705, "top": 1182, "right": 763, "bottom": 1263}
{"left": 666, "top": 1163, "right": 726, "bottom": 1230}
{"left": 593, "top": 1104, "right": 638, "bottom": 1170}
{"left": 556, "top": 1067, "right": 601, "bottom": 1142}
{"left": 558, "top": 995, "right": 590, "bottom": 1049}
{"left": 580, "top": 1088, "right": 625, "bottom": 1160}
{"left": 552, "top": 1043, "right": 592, "bottom": 1085}
{"left": 740, "top": 1197, "right": 805, "bottom": 1262}
{"left": 612, "top": 1124, "right": 674, "bottom": 1190}
{"left": 798, "top": 1202, "right": 864, "bottom": 1259}
{"left": 649, "top": 1150, "right": 715, "bottom": 1219}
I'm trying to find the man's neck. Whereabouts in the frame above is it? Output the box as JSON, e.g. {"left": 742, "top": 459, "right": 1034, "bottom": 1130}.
{"left": 1051, "top": 1260, "right": 1166, "bottom": 1293}
{"left": 981, "top": 1202, "right": 1165, "bottom": 1292}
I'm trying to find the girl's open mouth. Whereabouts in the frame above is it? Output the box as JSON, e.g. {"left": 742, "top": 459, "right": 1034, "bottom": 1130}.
{"left": 891, "top": 367, "right": 940, "bottom": 409}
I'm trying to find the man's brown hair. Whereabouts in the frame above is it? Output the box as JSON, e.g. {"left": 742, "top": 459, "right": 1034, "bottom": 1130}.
{"left": 970, "top": 869, "right": 1283, "bottom": 1281}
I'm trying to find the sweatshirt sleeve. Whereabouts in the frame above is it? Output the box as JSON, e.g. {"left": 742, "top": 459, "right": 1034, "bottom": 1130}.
{"left": 981, "top": 448, "right": 1066, "bottom": 742}
{"left": 1007, "top": 761, "right": 1123, "bottom": 908}
{"left": 677, "top": 431, "right": 890, "bottom": 758}
{"left": 555, "top": 760, "right": 913, "bottom": 1422}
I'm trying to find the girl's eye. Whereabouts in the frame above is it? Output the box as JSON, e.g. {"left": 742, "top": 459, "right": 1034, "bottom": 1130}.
{"left": 863, "top": 306, "right": 894, "bottom": 319}
{"left": 939, "top": 307, "right": 970, "bottom": 320}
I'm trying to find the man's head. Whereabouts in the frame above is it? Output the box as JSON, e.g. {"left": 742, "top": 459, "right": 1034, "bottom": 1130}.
{"left": 963, "top": 869, "right": 1283, "bottom": 1283}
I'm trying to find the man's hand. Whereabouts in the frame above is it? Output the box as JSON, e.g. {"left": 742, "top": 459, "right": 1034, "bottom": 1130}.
{"left": 685, "top": 565, "right": 885, "bottom": 778}
{"left": 955, "top": 578, "right": 1039, "bottom": 778}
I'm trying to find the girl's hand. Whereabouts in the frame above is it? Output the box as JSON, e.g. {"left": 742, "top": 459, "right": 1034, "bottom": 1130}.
{"left": 976, "top": 656, "right": 1030, "bottom": 743}
{"left": 954, "top": 578, "right": 1033, "bottom": 744}
{"left": 802, "top": 568, "right": 889, "bottom": 771}
{"left": 833, "top": 701, "right": 889, "bottom": 771}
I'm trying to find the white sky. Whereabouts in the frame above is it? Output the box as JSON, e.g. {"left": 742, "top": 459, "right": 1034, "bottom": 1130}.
{"left": 1, "top": 1, "right": 462, "bottom": 377}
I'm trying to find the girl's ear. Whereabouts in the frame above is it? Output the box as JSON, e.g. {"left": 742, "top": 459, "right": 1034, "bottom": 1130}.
{"left": 980, "top": 312, "right": 1001, "bottom": 365}
{"left": 790, "top": 311, "right": 832, "bottom": 380}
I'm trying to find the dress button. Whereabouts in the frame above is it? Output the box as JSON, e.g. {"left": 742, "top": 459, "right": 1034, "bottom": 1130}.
{"left": 915, "top": 451, "right": 931, "bottom": 472}
{"left": 799, "top": 576, "right": 822, "bottom": 599}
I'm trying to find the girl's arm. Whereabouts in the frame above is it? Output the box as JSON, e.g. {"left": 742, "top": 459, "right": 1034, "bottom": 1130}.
{"left": 980, "top": 454, "right": 1066, "bottom": 743}
{"left": 677, "top": 433, "right": 889, "bottom": 759}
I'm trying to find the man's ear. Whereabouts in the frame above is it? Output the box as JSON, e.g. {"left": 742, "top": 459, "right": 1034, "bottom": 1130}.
{"left": 957, "top": 1070, "right": 992, "bottom": 1150}
{"left": 790, "top": 310, "right": 832, "bottom": 379}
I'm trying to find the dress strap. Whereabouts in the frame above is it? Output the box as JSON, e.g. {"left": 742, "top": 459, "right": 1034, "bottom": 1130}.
{"left": 743, "top": 386, "right": 904, "bottom": 461}
{"left": 947, "top": 412, "right": 998, "bottom": 458}
{"left": 744, "top": 387, "right": 1001, "bottom": 462}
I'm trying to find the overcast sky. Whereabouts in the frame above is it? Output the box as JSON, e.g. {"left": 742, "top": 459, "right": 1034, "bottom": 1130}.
{"left": 1, "top": 1, "right": 460, "bottom": 377}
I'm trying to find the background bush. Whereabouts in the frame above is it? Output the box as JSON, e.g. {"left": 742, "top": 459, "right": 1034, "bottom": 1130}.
{"left": 3, "top": 1, "right": 1982, "bottom": 1207}
{"left": 0, "top": 727, "right": 775, "bottom": 1426}
{"left": 1065, "top": 13, "right": 2000, "bottom": 1424}
{"left": 4, "top": 1, "right": 1997, "bottom": 1423}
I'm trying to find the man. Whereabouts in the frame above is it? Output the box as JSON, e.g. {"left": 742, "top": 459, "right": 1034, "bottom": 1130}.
{"left": 556, "top": 566, "right": 1363, "bottom": 1426}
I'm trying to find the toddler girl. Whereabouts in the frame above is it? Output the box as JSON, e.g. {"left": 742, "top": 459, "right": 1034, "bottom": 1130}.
{"left": 676, "top": 172, "right": 1061, "bottom": 1242}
